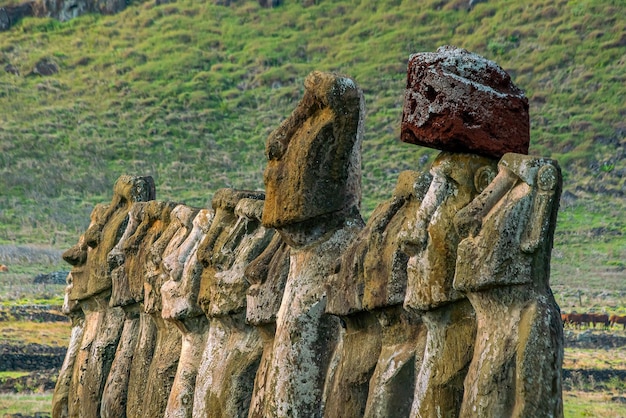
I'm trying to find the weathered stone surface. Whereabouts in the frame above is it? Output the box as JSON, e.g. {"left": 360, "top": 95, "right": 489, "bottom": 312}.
{"left": 161, "top": 208, "right": 212, "bottom": 417}
{"left": 323, "top": 171, "right": 432, "bottom": 418}
{"left": 51, "top": 309, "right": 83, "bottom": 418}
{"left": 245, "top": 233, "right": 290, "bottom": 326}
{"left": 401, "top": 46, "right": 529, "bottom": 159}
{"left": 262, "top": 70, "right": 364, "bottom": 235}
{"left": 260, "top": 71, "right": 365, "bottom": 417}
{"left": 194, "top": 196, "right": 271, "bottom": 418}
{"left": 140, "top": 204, "right": 196, "bottom": 418}
{"left": 245, "top": 233, "right": 290, "bottom": 418}
{"left": 197, "top": 189, "right": 265, "bottom": 313}
{"left": 401, "top": 152, "right": 496, "bottom": 418}
{"left": 326, "top": 170, "right": 432, "bottom": 316}
{"left": 82, "top": 175, "right": 155, "bottom": 300}
{"left": 100, "top": 305, "right": 140, "bottom": 418}
{"left": 454, "top": 153, "right": 564, "bottom": 417}
{"left": 363, "top": 307, "right": 426, "bottom": 418}
{"left": 125, "top": 312, "right": 157, "bottom": 418}
{"left": 402, "top": 152, "right": 497, "bottom": 312}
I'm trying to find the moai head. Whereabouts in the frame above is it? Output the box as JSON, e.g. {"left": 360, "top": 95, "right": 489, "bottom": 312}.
{"left": 402, "top": 152, "right": 497, "bottom": 312}
{"left": 109, "top": 201, "right": 178, "bottom": 308}
{"left": 79, "top": 175, "right": 155, "bottom": 299}
{"left": 453, "top": 153, "right": 562, "bottom": 292}
{"left": 196, "top": 188, "right": 265, "bottom": 314}
{"left": 161, "top": 208, "right": 212, "bottom": 321}
{"left": 262, "top": 71, "right": 365, "bottom": 246}
{"left": 401, "top": 45, "right": 529, "bottom": 159}
{"left": 62, "top": 203, "right": 109, "bottom": 303}
{"left": 204, "top": 197, "right": 273, "bottom": 317}
{"left": 144, "top": 204, "right": 198, "bottom": 315}
{"left": 245, "top": 232, "right": 290, "bottom": 326}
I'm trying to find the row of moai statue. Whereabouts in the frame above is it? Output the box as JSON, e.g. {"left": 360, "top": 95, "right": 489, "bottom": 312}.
{"left": 52, "top": 46, "right": 564, "bottom": 418}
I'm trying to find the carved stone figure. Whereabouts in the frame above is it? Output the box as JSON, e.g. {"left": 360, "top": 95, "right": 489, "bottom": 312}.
{"left": 51, "top": 274, "right": 85, "bottom": 418}
{"left": 245, "top": 232, "right": 290, "bottom": 418}
{"left": 324, "top": 170, "right": 431, "bottom": 418}
{"left": 193, "top": 193, "right": 271, "bottom": 418}
{"left": 453, "top": 153, "right": 564, "bottom": 417}
{"left": 141, "top": 203, "right": 197, "bottom": 418}
{"left": 401, "top": 152, "right": 496, "bottom": 418}
{"left": 261, "top": 70, "right": 365, "bottom": 417}
{"left": 101, "top": 201, "right": 178, "bottom": 418}
{"left": 161, "top": 207, "right": 213, "bottom": 417}
{"left": 123, "top": 201, "right": 179, "bottom": 418}
{"left": 78, "top": 175, "right": 154, "bottom": 418}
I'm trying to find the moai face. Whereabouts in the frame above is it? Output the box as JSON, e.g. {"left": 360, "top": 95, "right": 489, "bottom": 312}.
{"left": 62, "top": 204, "right": 109, "bottom": 303}
{"left": 82, "top": 175, "right": 155, "bottom": 299}
{"left": 143, "top": 204, "right": 196, "bottom": 315}
{"left": 262, "top": 71, "right": 365, "bottom": 235}
{"left": 403, "top": 152, "right": 497, "bottom": 312}
{"left": 453, "top": 153, "right": 562, "bottom": 292}
{"left": 196, "top": 188, "right": 265, "bottom": 314}
{"left": 160, "top": 207, "right": 210, "bottom": 321}
{"left": 109, "top": 202, "right": 144, "bottom": 307}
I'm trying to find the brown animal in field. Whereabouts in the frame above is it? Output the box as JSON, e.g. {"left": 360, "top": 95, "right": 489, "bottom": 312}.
{"left": 589, "top": 313, "right": 610, "bottom": 329}
{"left": 563, "top": 312, "right": 588, "bottom": 329}
{"left": 0, "top": 264, "right": 8, "bottom": 272}
{"left": 610, "top": 314, "right": 626, "bottom": 330}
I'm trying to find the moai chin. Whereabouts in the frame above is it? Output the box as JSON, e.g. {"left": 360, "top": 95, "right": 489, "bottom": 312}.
{"left": 400, "top": 46, "right": 531, "bottom": 418}
{"left": 453, "top": 153, "right": 564, "bottom": 417}
{"left": 260, "top": 70, "right": 365, "bottom": 417}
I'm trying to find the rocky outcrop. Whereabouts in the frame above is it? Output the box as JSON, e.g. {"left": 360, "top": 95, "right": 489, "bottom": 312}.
{"left": 54, "top": 51, "right": 563, "bottom": 418}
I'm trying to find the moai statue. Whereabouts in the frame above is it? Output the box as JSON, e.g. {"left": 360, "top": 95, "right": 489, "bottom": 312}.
{"left": 57, "top": 203, "right": 107, "bottom": 418}
{"left": 141, "top": 203, "right": 198, "bottom": 418}
{"left": 161, "top": 207, "right": 213, "bottom": 417}
{"left": 58, "top": 175, "right": 155, "bottom": 418}
{"left": 453, "top": 154, "right": 564, "bottom": 417}
{"left": 324, "top": 170, "right": 432, "bottom": 418}
{"left": 52, "top": 227, "right": 94, "bottom": 418}
{"left": 124, "top": 201, "right": 179, "bottom": 418}
{"left": 260, "top": 70, "right": 365, "bottom": 417}
{"left": 245, "top": 232, "right": 290, "bottom": 418}
{"left": 400, "top": 46, "right": 530, "bottom": 417}
{"left": 193, "top": 191, "right": 272, "bottom": 418}
{"left": 101, "top": 200, "right": 178, "bottom": 418}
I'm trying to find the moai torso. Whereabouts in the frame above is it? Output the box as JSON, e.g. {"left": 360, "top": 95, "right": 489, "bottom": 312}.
{"left": 324, "top": 170, "right": 432, "bottom": 418}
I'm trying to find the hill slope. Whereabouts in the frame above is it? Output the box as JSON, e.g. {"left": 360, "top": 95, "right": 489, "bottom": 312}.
{"left": 0, "top": 0, "right": 624, "bottom": 287}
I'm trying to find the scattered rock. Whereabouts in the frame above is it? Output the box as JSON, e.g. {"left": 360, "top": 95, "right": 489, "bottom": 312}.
{"left": 33, "top": 271, "right": 69, "bottom": 285}
{"left": 32, "top": 58, "right": 59, "bottom": 76}
{"left": 4, "top": 64, "right": 19, "bottom": 76}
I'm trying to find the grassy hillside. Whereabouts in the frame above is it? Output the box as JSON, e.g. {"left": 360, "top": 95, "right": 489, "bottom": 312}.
{"left": 0, "top": 0, "right": 624, "bottom": 286}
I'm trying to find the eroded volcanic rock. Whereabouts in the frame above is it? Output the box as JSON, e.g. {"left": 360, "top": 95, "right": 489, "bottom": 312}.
{"left": 401, "top": 45, "right": 529, "bottom": 159}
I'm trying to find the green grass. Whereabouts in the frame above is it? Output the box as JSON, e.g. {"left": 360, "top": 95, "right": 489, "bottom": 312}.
{"left": 0, "top": 393, "right": 52, "bottom": 416}
{"left": 564, "top": 391, "right": 626, "bottom": 418}
{"left": 0, "top": 0, "right": 624, "bottom": 248}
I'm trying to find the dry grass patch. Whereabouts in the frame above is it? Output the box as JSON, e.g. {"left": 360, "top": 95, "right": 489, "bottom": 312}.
{"left": 0, "top": 320, "right": 71, "bottom": 347}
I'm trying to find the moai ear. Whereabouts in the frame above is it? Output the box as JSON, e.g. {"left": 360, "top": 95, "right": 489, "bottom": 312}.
{"left": 521, "top": 163, "right": 560, "bottom": 253}
{"left": 473, "top": 165, "right": 497, "bottom": 194}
